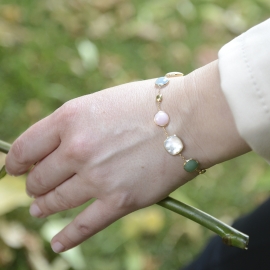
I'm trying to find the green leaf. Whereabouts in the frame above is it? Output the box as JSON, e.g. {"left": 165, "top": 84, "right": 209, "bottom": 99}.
{"left": 0, "top": 165, "right": 7, "bottom": 180}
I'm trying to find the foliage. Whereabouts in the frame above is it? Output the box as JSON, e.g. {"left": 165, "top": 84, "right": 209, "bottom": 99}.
{"left": 0, "top": 0, "right": 269, "bottom": 269}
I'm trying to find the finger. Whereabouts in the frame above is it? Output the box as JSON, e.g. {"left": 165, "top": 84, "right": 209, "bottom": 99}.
{"left": 50, "top": 199, "right": 126, "bottom": 253}
{"left": 5, "top": 114, "right": 61, "bottom": 176}
{"left": 26, "top": 143, "right": 76, "bottom": 197}
{"left": 29, "top": 174, "right": 93, "bottom": 218}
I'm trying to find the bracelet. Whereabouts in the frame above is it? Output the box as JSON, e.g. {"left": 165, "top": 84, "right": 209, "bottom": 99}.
{"left": 154, "top": 72, "right": 206, "bottom": 174}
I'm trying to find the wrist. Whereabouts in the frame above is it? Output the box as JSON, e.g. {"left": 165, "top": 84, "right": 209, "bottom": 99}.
{"left": 165, "top": 60, "right": 251, "bottom": 170}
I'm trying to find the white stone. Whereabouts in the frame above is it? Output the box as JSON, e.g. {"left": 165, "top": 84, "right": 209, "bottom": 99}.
{"left": 164, "top": 135, "right": 183, "bottom": 155}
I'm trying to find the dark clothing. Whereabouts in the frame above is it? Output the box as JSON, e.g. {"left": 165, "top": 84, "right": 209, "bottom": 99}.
{"left": 182, "top": 198, "right": 270, "bottom": 270}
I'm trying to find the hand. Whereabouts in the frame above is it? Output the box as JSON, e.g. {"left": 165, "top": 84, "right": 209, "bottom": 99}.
{"left": 5, "top": 60, "right": 250, "bottom": 253}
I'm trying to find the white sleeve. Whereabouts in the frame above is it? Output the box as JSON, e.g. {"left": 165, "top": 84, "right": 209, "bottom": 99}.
{"left": 218, "top": 19, "right": 270, "bottom": 163}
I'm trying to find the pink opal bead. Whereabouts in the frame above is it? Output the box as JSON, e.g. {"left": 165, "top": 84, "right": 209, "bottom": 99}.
{"left": 154, "top": 111, "right": 170, "bottom": 127}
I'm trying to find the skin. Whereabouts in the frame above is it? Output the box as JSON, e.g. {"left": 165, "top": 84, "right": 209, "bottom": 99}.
{"left": 5, "top": 60, "right": 250, "bottom": 253}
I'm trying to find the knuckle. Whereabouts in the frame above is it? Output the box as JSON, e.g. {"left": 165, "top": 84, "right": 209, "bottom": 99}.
{"left": 88, "top": 167, "right": 104, "bottom": 183}
{"left": 61, "top": 231, "right": 78, "bottom": 247}
{"left": 65, "top": 237, "right": 77, "bottom": 247}
{"left": 28, "top": 169, "right": 48, "bottom": 192}
{"left": 42, "top": 196, "right": 55, "bottom": 214}
{"left": 54, "top": 187, "right": 75, "bottom": 209}
{"left": 63, "top": 137, "right": 90, "bottom": 162}
{"left": 113, "top": 191, "right": 136, "bottom": 211}
{"left": 55, "top": 101, "right": 79, "bottom": 125}
{"left": 11, "top": 137, "right": 27, "bottom": 165}
{"left": 74, "top": 219, "right": 92, "bottom": 237}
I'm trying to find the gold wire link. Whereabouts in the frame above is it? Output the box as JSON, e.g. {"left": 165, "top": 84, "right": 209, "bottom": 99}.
{"left": 179, "top": 153, "right": 186, "bottom": 162}
{"left": 196, "top": 168, "right": 207, "bottom": 174}
{"left": 162, "top": 127, "right": 169, "bottom": 137}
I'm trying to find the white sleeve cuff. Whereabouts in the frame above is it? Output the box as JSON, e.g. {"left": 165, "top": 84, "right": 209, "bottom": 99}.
{"left": 218, "top": 19, "right": 270, "bottom": 163}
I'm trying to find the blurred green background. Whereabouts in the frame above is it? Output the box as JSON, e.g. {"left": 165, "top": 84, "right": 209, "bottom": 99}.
{"left": 0, "top": 0, "right": 270, "bottom": 269}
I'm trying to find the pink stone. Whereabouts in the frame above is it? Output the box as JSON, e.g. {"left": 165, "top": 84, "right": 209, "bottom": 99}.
{"left": 154, "top": 111, "right": 170, "bottom": 127}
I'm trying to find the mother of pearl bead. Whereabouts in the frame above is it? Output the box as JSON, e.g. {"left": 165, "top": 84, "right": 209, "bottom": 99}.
{"left": 164, "top": 135, "right": 183, "bottom": 155}
{"left": 154, "top": 111, "right": 170, "bottom": 127}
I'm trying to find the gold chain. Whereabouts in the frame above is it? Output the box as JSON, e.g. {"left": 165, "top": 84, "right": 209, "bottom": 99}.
{"left": 154, "top": 72, "right": 206, "bottom": 175}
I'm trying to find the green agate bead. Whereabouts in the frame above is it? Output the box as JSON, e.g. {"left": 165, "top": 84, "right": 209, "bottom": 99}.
{"left": 184, "top": 159, "right": 199, "bottom": 172}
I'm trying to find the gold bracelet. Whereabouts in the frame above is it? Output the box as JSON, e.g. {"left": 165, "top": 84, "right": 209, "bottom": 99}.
{"left": 154, "top": 72, "right": 206, "bottom": 174}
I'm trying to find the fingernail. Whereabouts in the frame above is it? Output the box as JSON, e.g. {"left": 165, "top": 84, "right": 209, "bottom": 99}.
{"left": 26, "top": 190, "right": 35, "bottom": 198}
{"left": 52, "top": 242, "right": 65, "bottom": 253}
{"left": 29, "top": 203, "right": 42, "bottom": 217}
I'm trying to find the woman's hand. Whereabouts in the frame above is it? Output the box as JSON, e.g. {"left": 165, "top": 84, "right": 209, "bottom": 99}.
{"left": 5, "top": 60, "right": 250, "bottom": 253}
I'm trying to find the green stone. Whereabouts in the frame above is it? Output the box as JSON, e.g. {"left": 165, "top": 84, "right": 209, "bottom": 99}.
{"left": 184, "top": 159, "right": 199, "bottom": 173}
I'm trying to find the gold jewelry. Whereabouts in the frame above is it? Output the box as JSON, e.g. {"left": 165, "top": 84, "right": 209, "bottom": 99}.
{"left": 154, "top": 72, "right": 206, "bottom": 174}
